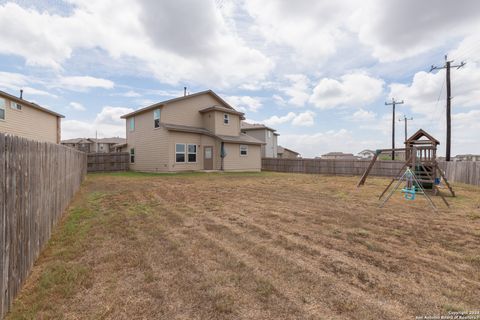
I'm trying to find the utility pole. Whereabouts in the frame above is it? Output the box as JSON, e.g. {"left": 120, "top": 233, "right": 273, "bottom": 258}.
{"left": 399, "top": 115, "right": 413, "bottom": 143}
{"left": 430, "top": 55, "right": 465, "bottom": 161}
{"left": 385, "top": 98, "right": 404, "bottom": 160}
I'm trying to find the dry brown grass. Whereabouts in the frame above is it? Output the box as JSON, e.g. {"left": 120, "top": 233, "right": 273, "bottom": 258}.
{"left": 6, "top": 172, "right": 480, "bottom": 319}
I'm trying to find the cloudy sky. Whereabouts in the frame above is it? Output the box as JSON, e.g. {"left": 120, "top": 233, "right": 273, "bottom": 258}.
{"left": 0, "top": 0, "right": 479, "bottom": 157}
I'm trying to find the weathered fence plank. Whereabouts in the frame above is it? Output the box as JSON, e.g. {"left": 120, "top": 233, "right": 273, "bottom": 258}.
{"left": 87, "top": 152, "right": 129, "bottom": 172}
{"left": 0, "top": 133, "right": 86, "bottom": 319}
{"left": 262, "top": 158, "right": 480, "bottom": 186}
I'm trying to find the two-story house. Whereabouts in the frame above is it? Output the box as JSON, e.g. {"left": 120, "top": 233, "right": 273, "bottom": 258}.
{"left": 0, "top": 90, "right": 63, "bottom": 143}
{"left": 241, "top": 122, "right": 279, "bottom": 158}
{"left": 120, "top": 90, "right": 263, "bottom": 172}
{"left": 62, "top": 137, "right": 126, "bottom": 153}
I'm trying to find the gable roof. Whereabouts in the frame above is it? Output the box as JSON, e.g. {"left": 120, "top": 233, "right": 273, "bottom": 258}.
{"left": 0, "top": 90, "right": 64, "bottom": 118}
{"left": 240, "top": 121, "right": 276, "bottom": 132}
{"left": 277, "top": 146, "right": 300, "bottom": 155}
{"left": 163, "top": 123, "right": 263, "bottom": 145}
{"left": 199, "top": 105, "right": 245, "bottom": 117}
{"left": 95, "top": 137, "right": 126, "bottom": 144}
{"left": 61, "top": 137, "right": 126, "bottom": 144}
{"left": 120, "top": 90, "right": 237, "bottom": 119}
{"left": 406, "top": 128, "right": 440, "bottom": 145}
{"left": 61, "top": 138, "right": 95, "bottom": 144}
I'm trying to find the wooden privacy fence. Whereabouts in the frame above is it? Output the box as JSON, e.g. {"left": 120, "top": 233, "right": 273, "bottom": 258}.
{"left": 87, "top": 152, "right": 129, "bottom": 172}
{"left": 262, "top": 158, "right": 480, "bottom": 186}
{"left": 262, "top": 158, "right": 405, "bottom": 176}
{"left": 438, "top": 161, "right": 480, "bottom": 186}
{"left": 0, "top": 133, "right": 87, "bottom": 319}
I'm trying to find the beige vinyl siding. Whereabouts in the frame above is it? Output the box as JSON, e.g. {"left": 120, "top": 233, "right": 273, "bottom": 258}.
{"left": 242, "top": 128, "right": 277, "bottom": 158}
{"left": 0, "top": 98, "right": 59, "bottom": 143}
{"left": 162, "top": 94, "right": 218, "bottom": 127}
{"left": 202, "top": 111, "right": 216, "bottom": 132}
{"left": 214, "top": 111, "right": 240, "bottom": 136}
{"left": 223, "top": 143, "right": 261, "bottom": 172}
{"left": 126, "top": 110, "right": 169, "bottom": 172}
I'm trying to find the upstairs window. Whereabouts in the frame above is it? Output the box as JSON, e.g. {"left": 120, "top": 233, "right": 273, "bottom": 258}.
{"left": 0, "top": 98, "right": 5, "bottom": 120}
{"left": 11, "top": 102, "right": 22, "bottom": 111}
{"left": 154, "top": 109, "right": 161, "bottom": 128}
{"left": 268, "top": 131, "right": 272, "bottom": 138}
{"left": 129, "top": 117, "right": 135, "bottom": 131}
{"left": 175, "top": 144, "right": 185, "bottom": 162}
{"left": 223, "top": 113, "right": 229, "bottom": 125}
{"left": 240, "top": 145, "right": 248, "bottom": 156}
{"left": 130, "top": 148, "right": 135, "bottom": 163}
{"left": 187, "top": 144, "right": 197, "bottom": 162}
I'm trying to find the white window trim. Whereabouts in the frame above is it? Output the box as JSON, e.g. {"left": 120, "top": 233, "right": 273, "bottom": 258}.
{"left": 130, "top": 148, "right": 135, "bottom": 164}
{"left": 223, "top": 113, "right": 229, "bottom": 125}
{"left": 175, "top": 143, "right": 186, "bottom": 163}
{"left": 10, "top": 101, "right": 22, "bottom": 111}
{"left": 0, "top": 98, "right": 5, "bottom": 121}
{"left": 129, "top": 117, "right": 135, "bottom": 132}
{"left": 267, "top": 131, "right": 272, "bottom": 138}
{"left": 187, "top": 144, "right": 197, "bottom": 163}
{"left": 154, "top": 108, "right": 161, "bottom": 128}
{"left": 240, "top": 144, "right": 248, "bottom": 156}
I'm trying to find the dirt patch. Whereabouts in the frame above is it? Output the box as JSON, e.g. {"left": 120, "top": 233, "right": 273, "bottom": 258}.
{"left": 6, "top": 172, "right": 480, "bottom": 319}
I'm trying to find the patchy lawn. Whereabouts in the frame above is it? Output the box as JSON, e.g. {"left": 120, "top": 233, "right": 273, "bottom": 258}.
{"left": 7, "top": 172, "right": 480, "bottom": 320}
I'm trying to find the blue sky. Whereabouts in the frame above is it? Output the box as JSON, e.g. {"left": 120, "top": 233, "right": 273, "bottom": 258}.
{"left": 0, "top": 0, "right": 479, "bottom": 157}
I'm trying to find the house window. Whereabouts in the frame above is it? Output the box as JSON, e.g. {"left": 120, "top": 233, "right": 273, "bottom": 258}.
{"left": 240, "top": 145, "right": 248, "bottom": 156}
{"left": 223, "top": 113, "right": 229, "bottom": 125}
{"left": 154, "top": 109, "right": 161, "bottom": 128}
{"left": 11, "top": 102, "right": 22, "bottom": 111}
{"left": 268, "top": 131, "right": 272, "bottom": 138}
{"left": 0, "top": 98, "right": 5, "bottom": 120}
{"left": 130, "top": 148, "right": 135, "bottom": 163}
{"left": 129, "top": 117, "right": 135, "bottom": 131}
{"left": 188, "top": 144, "right": 197, "bottom": 162}
{"left": 175, "top": 144, "right": 185, "bottom": 162}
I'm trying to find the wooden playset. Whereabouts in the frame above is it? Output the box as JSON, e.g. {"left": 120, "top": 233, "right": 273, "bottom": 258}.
{"left": 357, "top": 129, "right": 455, "bottom": 210}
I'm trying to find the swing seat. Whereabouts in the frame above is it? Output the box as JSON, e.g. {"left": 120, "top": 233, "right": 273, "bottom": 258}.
{"left": 401, "top": 187, "right": 416, "bottom": 200}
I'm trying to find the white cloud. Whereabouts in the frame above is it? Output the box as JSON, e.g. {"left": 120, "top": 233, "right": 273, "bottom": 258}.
{"left": 281, "top": 74, "right": 311, "bottom": 107}
{"left": 349, "top": 108, "right": 377, "bottom": 121}
{"left": 310, "top": 73, "right": 384, "bottom": 109}
{"left": 121, "top": 90, "right": 141, "bottom": 98}
{"left": 69, "top": 102, "right": 86, "bottom": 111}
{"left": 261, "top": 111, "right": 315, "bottom": 127}
{"left": 55, "top": 76, "right": 115, "bottom": 91}
{"left": 244, "top": 0, "right": 355, "bottom": 64}
{"left": 352, "top": 0, "right": 480, "bottom": 62}
{"left": 0, "top": 1, "right": 273, "bottom": 88}
{"left": 22, "top": 86, "right": 58, "bottom": 98}
{"left": 225, "top": 95, "right": 262, "bottom": 113}
{"left": 291, "top": 111, "right": 315, "bottom": 127}
{"left": 0, "top": 71, "right": 28, "bottom": 90}
{"left": 62, "top": 106, "right": 133, "bottom": 139}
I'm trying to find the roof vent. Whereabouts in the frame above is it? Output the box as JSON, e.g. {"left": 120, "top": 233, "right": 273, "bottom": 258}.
{"left": 20, "top": 89, "right": 23, "bottom": 99}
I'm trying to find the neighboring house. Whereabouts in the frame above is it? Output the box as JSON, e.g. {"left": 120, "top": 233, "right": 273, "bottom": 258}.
{"left": 321, "top": 152, "right": 357, "bottom": 160}
{"left": 357, "top": 149, "right": 376, "bottom": 159}
{"left": 61, "top": 138, "right": 96, "bottom": 153}
{"left": 241, "top": 122, "right": 279, "bottom": 158}
{"left": 95, "top": 137, "right": 126, "bottom": 153}
{"left": 454, "top": 154, "right": 480, "bottom": 161}
{"left": 120, "top": 90, "right": 263, "bottom": 172}
{"left": 61, "top": 137, "right": 126, "bottom": 153}
{"left": 0, "top": 90, "right": 63, "bottom": 143}
{"left": 277, "top": 146, "right": 301, "bottom": 159}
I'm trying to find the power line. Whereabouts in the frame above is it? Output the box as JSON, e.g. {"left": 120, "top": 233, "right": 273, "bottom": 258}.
{"left": 385, "top": 98, "right": 404, "bottom": 160}
{"left": 429, "top": 54, "right": 465, "bottom": 161}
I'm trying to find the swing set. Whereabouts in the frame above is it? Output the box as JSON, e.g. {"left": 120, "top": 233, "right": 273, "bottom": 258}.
{"left": 357, "top": 129, "right": 455, "bottom": 211}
